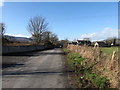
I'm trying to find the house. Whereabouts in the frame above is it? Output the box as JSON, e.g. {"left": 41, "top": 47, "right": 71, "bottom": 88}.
{"left": 94, "top": 41, "right": 106, "bottom": 47}
{"left": 77, "top": 40, "right": 91, "bottom": 46}
{"left": 72, "top": 41, "right": 78, "bottom": 45}
{"left": 68, "top": 41, "right": 72, "bottom": 44}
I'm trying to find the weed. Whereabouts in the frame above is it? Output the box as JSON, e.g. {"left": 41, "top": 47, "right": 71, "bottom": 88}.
{"left": 85, "top": 70, "right": 109, "bottom": 88}
{"left": 63, "top": 48, "right": 70, "bottom": 54}
{"left": 67, "top": 52, "right": 84, "bottom": 71}
{"left": 64, "top": 49, "right": 110, "bottom": 88}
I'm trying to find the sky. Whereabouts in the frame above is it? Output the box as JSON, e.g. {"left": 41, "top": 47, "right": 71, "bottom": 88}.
{"left": 1, "top": 2, "right": 118, "bottom": 41}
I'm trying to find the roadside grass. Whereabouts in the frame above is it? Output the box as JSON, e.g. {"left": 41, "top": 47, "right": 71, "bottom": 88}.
{"left": 84, "top": 70, "right": 109, "bottom": 88}
{"left": 100, "top": 47, "right": 118, "bottom": 55}
{"left": 67, "top": 52, "right": 84, "bottom": 71}
{"left": 63, "top": 48, "right": 70, "bottom": 54}
{"left": 64, "top": 48, "right": 109, "bottom": 88}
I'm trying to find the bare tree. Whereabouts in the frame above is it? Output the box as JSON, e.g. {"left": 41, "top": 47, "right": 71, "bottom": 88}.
{"left": 28, "top": 16, "right": 48, "bottom": 44}
{"left": 42, "top": 31, "right": 51, "bottom": 42}
{"left": 0, "top": 23, "right": 5, "bottom": 36}
{"left": 49, "top": 33, "right": 58, "bottom": 44}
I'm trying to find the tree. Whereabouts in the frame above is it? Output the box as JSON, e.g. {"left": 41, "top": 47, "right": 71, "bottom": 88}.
{"left": 49, "top": 33, "right": 58, "bottom": 45}
{"left": 104, "top": 37, "right": 117, "bottom": 46}
{"left": 0, "top": 23, "right": 5, "bottom": 36}
{"left": 59, "top": 39, "right": 69, "bottom": 48}
{"left": 0, "top": 23, "right": 8, "bottom": 46}
{"left": 42, "top": 31, "right": 51, "bottom": 42}
{"left": 28, "top": 16, "right": 48, "bottom": 44}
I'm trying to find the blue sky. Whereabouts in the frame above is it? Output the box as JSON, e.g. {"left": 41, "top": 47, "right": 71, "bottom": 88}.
{"left": 1, "top": 2, "right": 118, "bottom": 41}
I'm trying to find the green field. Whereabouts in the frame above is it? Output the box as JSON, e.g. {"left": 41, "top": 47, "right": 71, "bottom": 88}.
{"left": 100, "top": 47, "right": 119, "bottom": 55}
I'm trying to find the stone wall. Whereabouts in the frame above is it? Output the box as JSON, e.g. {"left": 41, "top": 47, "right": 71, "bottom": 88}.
{"left": 2, "top": 45, "right": 53, "bottom": 54}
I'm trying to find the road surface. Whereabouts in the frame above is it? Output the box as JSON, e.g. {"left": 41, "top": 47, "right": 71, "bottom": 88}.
{"left": 2, "top": 48, "right": 70, "bottom": 88}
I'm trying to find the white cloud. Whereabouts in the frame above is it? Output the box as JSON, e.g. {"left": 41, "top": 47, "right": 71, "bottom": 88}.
{"left": 79, "top": 27, "right": 118, "bottom": 41}
{"left": 5, "top": 33, "right": 31, "bottom": 38}
{"left": 0, "top": 0, "right": 4, "bottom": 7}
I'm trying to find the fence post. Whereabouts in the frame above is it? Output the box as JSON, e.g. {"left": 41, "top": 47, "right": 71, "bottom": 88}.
{"left": 111, "top": 51, "right": 116, "bottom": 61}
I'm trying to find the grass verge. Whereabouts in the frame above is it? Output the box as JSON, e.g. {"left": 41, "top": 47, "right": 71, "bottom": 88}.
{"left": 64, "top": 48, "right": 110, "bottom": 88}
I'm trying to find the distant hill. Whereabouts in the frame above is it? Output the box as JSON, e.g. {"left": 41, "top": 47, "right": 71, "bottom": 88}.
{"left": 4, "top": 35, "right": 32, "bottom": 42}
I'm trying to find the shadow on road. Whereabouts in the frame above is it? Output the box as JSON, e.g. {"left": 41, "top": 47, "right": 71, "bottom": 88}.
{"left": 3, "top": 49, "right": 65, "bottom": 56}
{"left": 2, "top": 70, "right": 74, "bottom": 75}
{"left": 2, "top": 49, "right": 65, "bottom": 69}
{"left": 2, "top": 63, "right": 24, "bottom": 69}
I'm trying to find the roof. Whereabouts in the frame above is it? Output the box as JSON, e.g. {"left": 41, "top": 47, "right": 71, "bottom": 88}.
{"left": 77, "top": 40, "right": 90, "bottom": 42}
{"left": 95, "top": 41, "right": 106, "bottom": 45}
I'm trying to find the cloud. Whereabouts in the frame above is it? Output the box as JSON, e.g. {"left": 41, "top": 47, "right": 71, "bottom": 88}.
{"left": 5, "top": 33, "right": 31, "bottom": 38}
{"left": 0, "top": 0, "right": 4, "bottom": 7}
{"left": 79, "top": 27, "right": 118, "bottom": 41}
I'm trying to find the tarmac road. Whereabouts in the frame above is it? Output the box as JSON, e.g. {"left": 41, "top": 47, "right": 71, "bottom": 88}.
{"left": 2, "top": 48, "right": 70, "bottom": 88}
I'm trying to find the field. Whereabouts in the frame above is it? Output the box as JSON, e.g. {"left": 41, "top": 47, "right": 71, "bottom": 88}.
{"left": 100, "top": 47, "right": 118, "bottom": 55}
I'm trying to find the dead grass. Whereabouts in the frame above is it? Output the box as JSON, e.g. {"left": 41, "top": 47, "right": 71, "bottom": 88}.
{"left": 67, "top": 45, "right": 119, "bottom": 88}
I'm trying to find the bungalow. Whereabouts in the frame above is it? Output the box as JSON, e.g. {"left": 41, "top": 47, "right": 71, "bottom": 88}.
{"left": 94, "top": 41, "right": 106, "bottom": 47}
{"left": 77, "top": 40, "right": 91, "bottom": 46}
{"left": 72, "top": 41, "right": 78, "bottom": 45}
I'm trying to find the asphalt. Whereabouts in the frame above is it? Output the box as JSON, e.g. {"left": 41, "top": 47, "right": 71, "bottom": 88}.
{"left": 2, "top": 48, "right": 70, "bottom": 88}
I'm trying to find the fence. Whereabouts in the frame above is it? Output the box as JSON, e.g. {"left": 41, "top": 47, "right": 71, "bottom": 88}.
{"left": 67, "top": 44, "right": 119, "bottom": 88}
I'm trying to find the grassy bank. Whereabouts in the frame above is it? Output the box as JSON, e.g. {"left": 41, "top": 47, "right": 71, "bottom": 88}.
{"left": 64, "top": 48, "right": 110, "bottom": 88}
